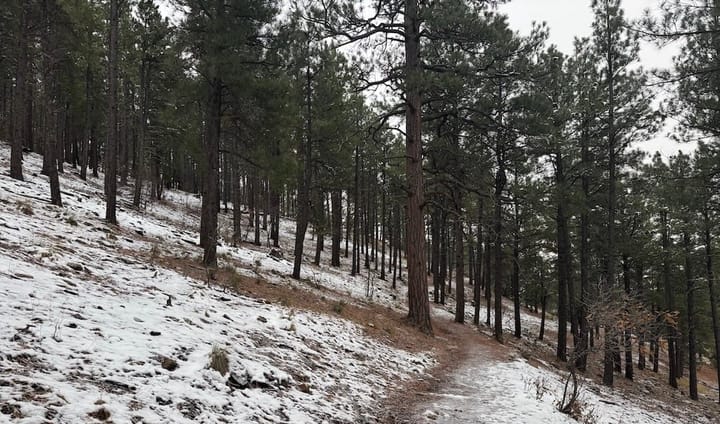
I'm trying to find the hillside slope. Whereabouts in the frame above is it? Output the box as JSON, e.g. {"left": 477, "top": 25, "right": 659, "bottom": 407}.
{"left": 0, "top": 146, "right": 431, "bottom": 423}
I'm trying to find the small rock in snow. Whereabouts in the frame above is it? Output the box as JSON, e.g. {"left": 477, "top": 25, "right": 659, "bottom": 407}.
{"left": 257, "top": 316, "right": 267, "bottom": 323}
{"left": 149, "top": 331, "right": 161, "bottom": 336}
{"left": 160, "top": 356, "right": 178, "bottom": 371}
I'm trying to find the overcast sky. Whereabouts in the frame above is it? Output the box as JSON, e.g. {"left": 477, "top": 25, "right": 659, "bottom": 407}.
{"left": 499, "top": 0, "right": 693, "bottom": 158}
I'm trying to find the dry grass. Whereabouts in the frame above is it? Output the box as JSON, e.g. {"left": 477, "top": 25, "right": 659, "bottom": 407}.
{"left": 208, "top": 345, "right": 229, "bottom": 376}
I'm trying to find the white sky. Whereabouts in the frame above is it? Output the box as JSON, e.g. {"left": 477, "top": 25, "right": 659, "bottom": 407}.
{"left": 499, "top": 0, "right": 694, "bottom": 158}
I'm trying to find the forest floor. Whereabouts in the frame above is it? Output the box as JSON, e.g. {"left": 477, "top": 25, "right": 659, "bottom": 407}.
{"left": 0, "top": 143, "right": 719, "bottom": 423}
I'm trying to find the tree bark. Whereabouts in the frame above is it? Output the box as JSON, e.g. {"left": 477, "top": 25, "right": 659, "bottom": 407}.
{"left": 662, "top": 210, "right": 678, "bottom": 388}
{"left": 454, "top": 207, "right": 465, "bottom": 324}
{"left": 704, "top": 209, "right": 720, "bottom": 403}
{"left": 684, "top": 226, "right": 698, "bottom": 400}
{"left": 493, "top": 163, "right": 505, "bottom": 343}
{"left": 105, "top": 0, "right": 119, "bottom": 224}
{"left": 200, "top": 76, "right": 221, "bottom": 267}
{"left": 292, "top": 65, "right": 313, "bottom": 279}
{"left": 403, "top": 0, "right": 431, "bottom": 333}
{"left": 10, "top": 1, "right": 28, "bottom": 181}
{"left": 331, "top": 190, "right": 342, "bottom": 266}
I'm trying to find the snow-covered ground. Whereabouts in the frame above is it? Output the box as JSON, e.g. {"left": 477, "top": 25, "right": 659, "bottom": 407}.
{"left": 1, "top": 142, "right": 716, "bottom": 424}
{"left": 0, "top": 145, "right": 429, "bottom": 423}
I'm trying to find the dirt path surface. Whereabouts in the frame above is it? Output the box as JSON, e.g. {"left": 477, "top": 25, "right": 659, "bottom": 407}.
{"left": 381, "top": 307, "right": 516, "bottom": 423}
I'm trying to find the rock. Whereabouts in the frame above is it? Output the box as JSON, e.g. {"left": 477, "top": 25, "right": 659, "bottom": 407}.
{"left": 222, "top": 314, "right": 233, "bottom": 321}
{"left": 156, "top": 396, "right": 172, "bottom": 406}
{"left": 149, "top": 331, "right": 161, "bottom": 337}
{"left": 66, "top": 323, "right": 78, "bottom": 329}
{"left": 268, "top": 248, "right": 284, "bottom": 259}
{"left": 161, "top": 357, "right": 178, "bottom": 371}
{"left": 297, "top": 383, "right": 312, "bottom": 394}
{"left": 67, "top": 262, "right": 84, "bottom": 272}
{"left": 226, "top": 372, "right": 249, "bottom": 390}
{"left": 88, "top": 407, "right": 111, "bottom": 421}
{"left": 257, "top": 316, "right": 267, "bottom": 323}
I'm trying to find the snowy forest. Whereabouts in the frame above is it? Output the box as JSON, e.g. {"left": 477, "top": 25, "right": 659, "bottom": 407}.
{"left": 1, "top": 0, "right": 720, "bottom": 422}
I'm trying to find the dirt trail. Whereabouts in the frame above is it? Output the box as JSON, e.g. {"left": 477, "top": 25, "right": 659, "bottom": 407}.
{"left": 381, "top": 306, "right": 515, "bottom": 423}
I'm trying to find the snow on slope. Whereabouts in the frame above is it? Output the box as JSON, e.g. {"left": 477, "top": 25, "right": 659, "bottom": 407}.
{"left": 0, "top": 145, "right": 430, "bottom": 423}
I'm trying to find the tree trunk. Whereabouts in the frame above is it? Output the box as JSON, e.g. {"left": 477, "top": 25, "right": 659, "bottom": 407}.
{"left": 80, "top": 65, "right": 92, "bottom": 181}
{"left": 474, "top": 198, "right": 483, "bottom": 326}
{"left": 662, "top": 210, "right": 678, "bottom": 388}
{"left": 704, "top": 210, "right": 720, "bottom": 403}
{"left": 454, "top": 208, "right": 465, "bottom": 324}
{"left": 200, "top": 75, "right": 221, "bottom": 267}
{"left": 431, "top": 208, "right": 441, "bottom": 303}
{"left": 512, "top": 191, "right": 521, "bottom": 339}
{"left": 331, "top": 190, "right": 342, "bottom": 266}
{"left": 403, "top": 0, "right": 431, "bottom": 333}
{"left": 575, "top": 122, "right": 590, "bottom": 371}
{"left": 105, "top": 0, "right": 119, "bottom": 224}
{"left": 133, "top": 60, "right": 150, "bottom": 207}
{"left": 10, "top": 2, "right": 28, "bottom": 181}
{"left": 41, "top": 0, "right": 62, "bottom": 207}
{"left": 684, "top": 227, "right": 698, "bottom": 400}
{"left": 352, "top": 147, "right": 360, "bottom": 276}
{"left": 493, "top": 162, "right": 506, "bottom": 343}
{"left": 623, "top": 255, "right": 633, "bottom": 380}
{"left": 292, "top": 65, "right": 313, "bottom": 280}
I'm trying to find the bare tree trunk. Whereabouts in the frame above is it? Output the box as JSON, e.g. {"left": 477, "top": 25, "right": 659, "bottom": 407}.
{"left": 493, "top": 163, "right": 506, "bottom": 343}
{"left": 41, "top": 0, "right": 62, "bottom": 207}
{"left": 512, "top": 189, "right": 521, "bottom": 339}
{"left": 684, "top": 226, "right": 698, "bottom": 400}
{"left": 704, "top": 210, "right": 720, "bottom": 403}
{"left": 403, "top": 0, "right": 431, "bottom": 333}
{"left": 292, "top": 65, "right": 313, "bottom": 279}
{"left": 105, "top": 0, "right": 119, "bottom": 224}
{"left": 133, "top": 60, "right": 150, "bottom": 207}
{"left": 10, "top": 2, "right": 29, "bottom": 181}
{"left": 80, "top": 65, "right": 92, "bottom": 181}
{"left": 454, "top": 206, "right": 465, "bottom": 324}
{"left": 662, "top": 210, "right": 678, "bottom": 388}
{"left": 473, "top": 198, "right": 483, "bottom": 325}
{"left": 200, "top": 75, "right": 221, "bottom": 268}
{"left": 331, "top": 190, "right": 342, "bottom": 266}
{"left": 431, "top": 208, "right": 441, "bottom": 303}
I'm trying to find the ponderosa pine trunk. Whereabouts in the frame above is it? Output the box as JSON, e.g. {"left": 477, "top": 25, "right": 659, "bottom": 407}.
{"left": 80, "top": 65, "right": 92, "bottom": 181}
{"left": 703, "top": 209, "right": 720, "bottom": 403}
{"left": 493, "top": 163, "right": 506, "bottom": 343}
{"left": 684, "top": 226, "right": 698, "bottom": 400}
{"left": 292, "top": 65, "right": 312, "bottom": 280}
{"left": 105, "top": 0, "right": 119, "bottom": 224}
{"left": 41, "top": 0, "right": 61, "bottom": 207}
{"left": 133, "top": 59, "right": 150, "bottom": 207}
{"left": 200, "top": 77, "right": 221, "bottom": 268}
{"left": 10, "top": 1, "right": 28, "bottom": 182}
{"left": 454, "top": 208, "right": 465, "bottom": 324}
{"left": 431, "top": 208, "right": 441, "bottom": 303}
{"left": 331, "top": 190, "right": 342, "bottom": 267}
{"left": 603, "top": 1, "right": 617, "bottom": 386}
{"left": 662, "top": 210, "right": 678, "bottom": 388}
{"left": 473, "top": 198, "right": 483, "bottom": 326}
{"left": 576, "top": 122, "right": 591, "bottom": 372}
{"left": 403, "top": 0, "right": 431, "bottom": 333}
